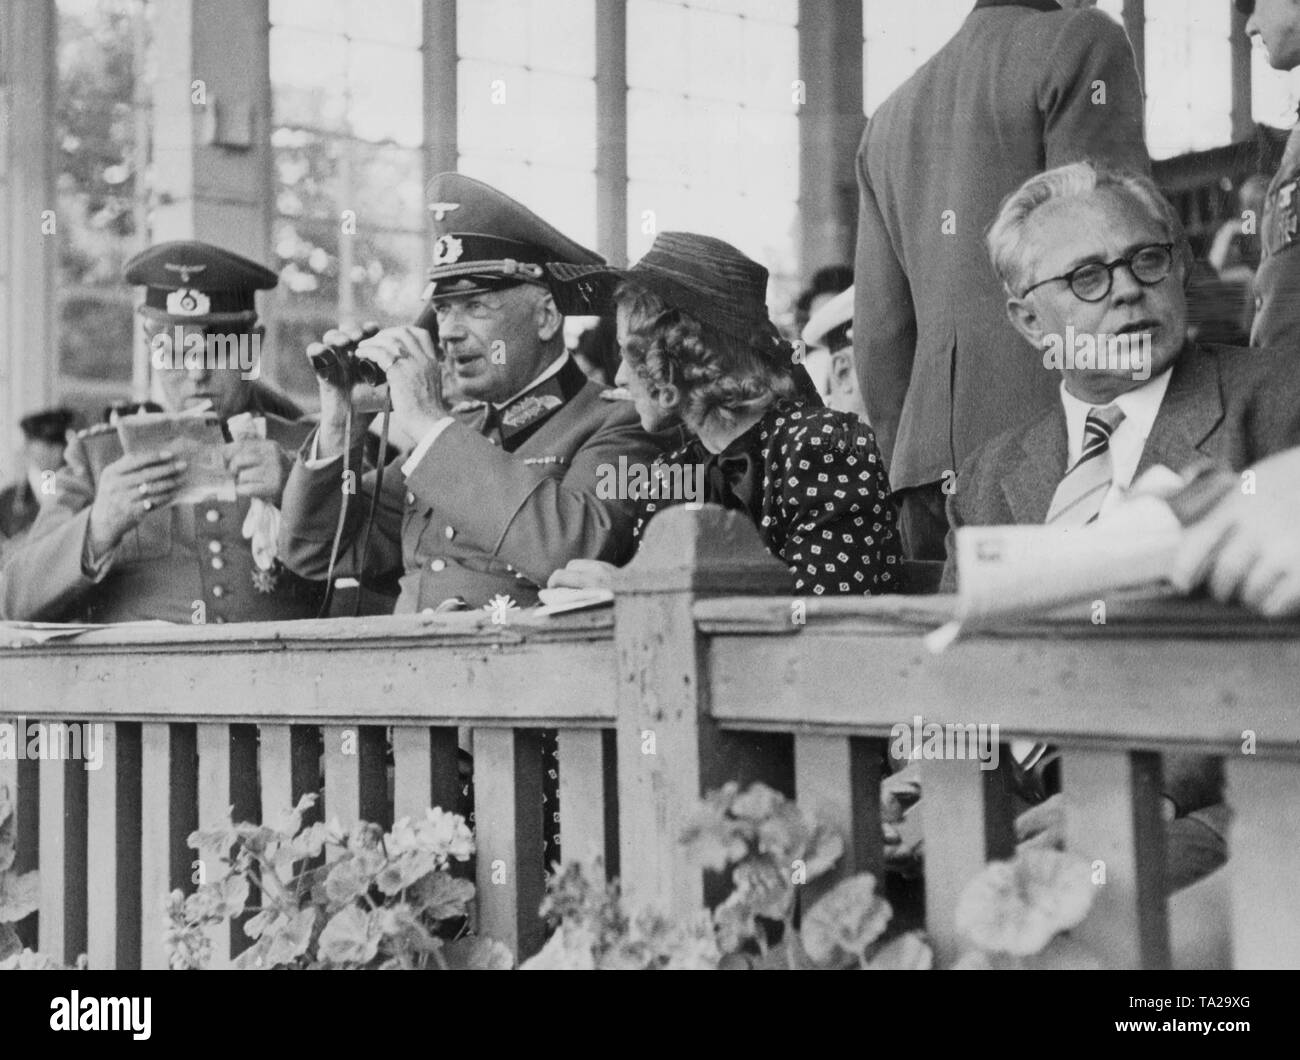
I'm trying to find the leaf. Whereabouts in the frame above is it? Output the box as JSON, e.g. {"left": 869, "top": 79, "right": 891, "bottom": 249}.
{"left": 519, "top": 923, "right": 596, "bottom": 970}
{"left": 375, "top": 850, "right": 439, "bottom": 897}
{"left": 322, "top": 856, "right": 372, "bottom": 909}
{"left": 0, "top": 870, "right": 39, "bottom": 924}
{"left": 243, "top": 909, "right": 275, "bottom": 941}
{"left": 865, "top": 931, "right": 932, "bottom": 970}
{"left": 801, "top": 874, "right": 892, "bottom": 966}
{"left": 410, "top": 873, "right": 475, "bottom": 921}
{"left": 0, "top": 923, "right": 21, "bottom": 961}
{"left": 262, "top": 907, "right": 317, "bottom": 968}
{"left": 317, "top": 905, "right": 381, "bottom": 966}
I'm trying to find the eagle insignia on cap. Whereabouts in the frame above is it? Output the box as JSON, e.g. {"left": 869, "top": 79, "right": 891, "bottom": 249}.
{"left": 432, "top": 234, "right": 464, "bottom": 266}
{"left": 164, "top": 262, "right": 208, "bottom": 284}
{"left": 429, "top": 202, "right": 461, "bottom": 222}
{"left": 501, "top": 393, "right": 562, "bottom": 429}
{"left": 166, "top": 288, "right": 211, "bottom": 316}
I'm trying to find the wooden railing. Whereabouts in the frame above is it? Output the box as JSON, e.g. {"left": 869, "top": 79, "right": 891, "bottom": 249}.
{"left": 2, "top": 506, "right": 1299, "bottom": 970}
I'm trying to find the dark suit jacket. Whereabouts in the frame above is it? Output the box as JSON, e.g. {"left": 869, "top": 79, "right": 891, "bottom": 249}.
{"left": 940, "top": 342, "right": 1300, "bottom": 820}
{"left": 278, "top": 355, "right": 669, "bottom": 613}
{"left": 0, "top": 385, "right": 318, "bottom": 624}
{"left": 854, "top": 0, "right": 1149, "bottom": 493}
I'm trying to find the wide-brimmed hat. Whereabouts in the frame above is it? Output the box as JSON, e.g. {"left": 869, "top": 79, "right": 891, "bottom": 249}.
{"left": 548, "top": 232, "right": 776, "bottom": 346}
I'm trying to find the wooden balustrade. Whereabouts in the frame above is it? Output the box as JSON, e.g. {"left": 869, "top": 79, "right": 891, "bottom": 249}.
{"left": 2, "top": 505, "right": 1298, "bottom": 969}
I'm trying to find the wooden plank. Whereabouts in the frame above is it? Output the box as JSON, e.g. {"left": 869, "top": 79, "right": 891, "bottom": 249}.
{"left": 393, "top": 727, "right": 432, "bottom": 821}
{"left": 919, "top": 756, "right": 995, "bottom": 967}
{"left": 8, "top": 638, "right": 618, "bottom": 726}
{"left": 1064, "top": 749, "right": 1169, "bottom": 969}
{"left": 11, "top": 754, "right": 39, "bottom": 950}
{"left": 86, "top": 723, "right": 122, "bottom": 968}
{"left": 322, "top": 725, "right": 387, "bottom": 844}
{"left": 36, "top": 756, "right": 67, "bottom": 964}
{"left": 708, "top": 633, "right": 1300, "bottom": 755}
{"left": 473, "top": 728, "right": 545, "bottom": 960}
{"left": 1226, "top": 757, "right": 1300, "bottom": 968}
{"left": 139, "top": 723, "right": 197, "bottom": 970}
{"left": 196, "top": 724, "right": 232, "bottom": 969}
{"left": 794, "top": 735, "right": 883, "bottom": 907}
{"left": 258, "top": 725, "right": 294, "bottom": 828}
{"left": 556, "top": 730, "right": 608, "bottom": 874}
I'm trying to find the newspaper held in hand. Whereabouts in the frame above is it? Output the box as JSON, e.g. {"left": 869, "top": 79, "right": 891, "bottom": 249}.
{"left": 115, "top": 405, "right": 235, "bottom": 506}
{"left": 925, "top": 464, "right": 1214, "bottom": 653}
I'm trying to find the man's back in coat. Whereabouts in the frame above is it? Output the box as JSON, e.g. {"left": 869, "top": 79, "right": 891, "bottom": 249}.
{"left": 854, "top": 0, "right": 1149, "bottom": 557}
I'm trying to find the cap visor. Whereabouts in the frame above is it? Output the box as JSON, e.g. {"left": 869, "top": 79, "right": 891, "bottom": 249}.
{"left": 137, "top": 304, "right": 257, "bottom": 329}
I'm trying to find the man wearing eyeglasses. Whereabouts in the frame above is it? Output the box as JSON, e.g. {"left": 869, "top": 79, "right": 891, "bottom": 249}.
{"left": 937, "top": 161, "right": 1300, "bottom": 895}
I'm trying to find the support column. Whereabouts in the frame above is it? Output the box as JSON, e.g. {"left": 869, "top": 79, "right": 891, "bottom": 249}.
{"left": 595, "top": 0, "right": 628, "bottom": 267}
{"left": 423, "top": 0, "right": 458, "bottom": 261}
{"left": 0, "top": 0, "right": 58, "bottom": 464}
{"left": 1230, "top": 3, "right": 1253, "bottom": 143}
{"left": 149, "top": 0, "right": 272, "bottom": 260}
{"left": 798, "top": 0, "right": 863, "bottom": 276}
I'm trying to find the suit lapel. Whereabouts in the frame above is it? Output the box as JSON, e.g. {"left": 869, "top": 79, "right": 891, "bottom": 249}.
{"left": 1000, "top": 409, "right": 1068, "bottom": 524}
{"left": 1134, "top": 346, "right": 1224, "bottom": 479}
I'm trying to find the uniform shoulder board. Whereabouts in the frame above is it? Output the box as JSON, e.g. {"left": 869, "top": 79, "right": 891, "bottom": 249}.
{"left": 451, "top": 400, "right": 486, "bottom": 413}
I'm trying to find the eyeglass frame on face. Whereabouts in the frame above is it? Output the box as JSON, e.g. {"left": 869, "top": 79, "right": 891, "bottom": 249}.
{"left": 1018, "top": 242, "right": 1176, "bottom": 303}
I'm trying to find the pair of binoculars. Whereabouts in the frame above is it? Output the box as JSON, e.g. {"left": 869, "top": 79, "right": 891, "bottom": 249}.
{"left": 308, "top": 323, "right": 386, "bottom": 388}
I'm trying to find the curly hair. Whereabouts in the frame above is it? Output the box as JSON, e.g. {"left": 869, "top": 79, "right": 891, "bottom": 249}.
{"left": 614, "top": 281, "right": 799, "bottom": 428}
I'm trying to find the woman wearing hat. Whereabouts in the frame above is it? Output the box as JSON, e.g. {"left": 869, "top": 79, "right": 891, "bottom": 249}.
{"left": 547, "top": 232, "right": 902, "bottom": 595}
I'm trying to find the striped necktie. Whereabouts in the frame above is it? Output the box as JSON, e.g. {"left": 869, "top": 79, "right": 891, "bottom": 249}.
{"left": 1045, "top": 403, "right": 1127, "bottom": 527}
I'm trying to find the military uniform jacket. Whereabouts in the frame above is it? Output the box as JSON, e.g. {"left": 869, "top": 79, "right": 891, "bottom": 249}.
{"left": 1251, "top": 123, "right": 1300, "bottom": 350}
{"left": 278, "top": 355, "right": 669, "bottom": 613}
{"left": 0, "top": 388, "right": 320, "bottom": 624}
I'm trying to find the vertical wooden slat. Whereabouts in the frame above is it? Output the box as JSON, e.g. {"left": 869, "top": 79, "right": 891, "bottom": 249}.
{"left": 11, "top": 754, "right": 39, "bottom": 951}
{"left": 473, "top": 728, "right": 545, "bottom": 960}
{"left": 259, "top": 725, "right": 294, "bottom": 828}
{"left": 139, "top": 723, "right": 197, "bottom": 970}
{"left": 1226, "top": 757, "right": 1300, "bottom": 969}
{"left": 1064, "top": 749, "right": 1169, "bottom": 969}
{"left": 323, "top": 725, "right": 387, "bottom": 844}
{"left": 87, "top": 722, "right": 142, "bottom": 969}
{"left": 197, "top": 723, "right": 232, "bottom": 968}
{"left": 393, "top": 727, "right": 432, "bottom": 821}
{"left": 794, "top": 734, "right": 883, "bottom": 907}
{"left": 37, "top": 731, "right": 87, "bottom": 968}
{"left": 556, "top": 730, "right": 608, "bottom": 874}
{"left": 919, "top": 756, "right": 995, "bottom": 966}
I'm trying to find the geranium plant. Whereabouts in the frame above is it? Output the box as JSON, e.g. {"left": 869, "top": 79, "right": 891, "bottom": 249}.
{"left": 166, "top": 794, "right": 511, "bottom": 970}
{"left": 0, "top": 785, "right": 42, "bottom": 969}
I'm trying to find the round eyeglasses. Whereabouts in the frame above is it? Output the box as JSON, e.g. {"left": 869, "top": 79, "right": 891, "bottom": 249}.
{"left": 1020, "top": 243, "right": 1175, "bottom": 303}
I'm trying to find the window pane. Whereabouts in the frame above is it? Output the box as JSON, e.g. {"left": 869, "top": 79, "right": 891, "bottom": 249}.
{"left": 529, "top": 0, "right": 596, "bottom": 76}
{"left": 529, "top": 72, "right": 597, "bottom": 171}
{"left": 344, "top": 0, "right": 422, "bottom": 45}
{"left": 457, "top": 0, "right": 530, "bottom": 65}
{"left": 1145, "top": 0, "right": 1232, "bottom": 159}
{"left": 457, "top": 60, "right": 534, "bottom": 164}
{"left": 271, "top": 0, "right": 345, "bottom": 33}
{"left": 270, "top": 27, "right": 349, "bottom": 133}
{"left": 347, "top": 41, "right": 423, "bottom": 145}
{"left": 627, "top": 0, "right": 687, "bottom": 91}
{"left": 743, "top": 18, "right": 799, "bottom": 114}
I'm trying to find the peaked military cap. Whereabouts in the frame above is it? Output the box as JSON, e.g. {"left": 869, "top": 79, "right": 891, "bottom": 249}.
{"left": 124, "top": 240, "right": 279, "bottom": 326}
{"left": 19, "top": 407, "right": 78, "bottom": 445}
{"left": 422, "top": 173, "right": 604, "bottom": 302}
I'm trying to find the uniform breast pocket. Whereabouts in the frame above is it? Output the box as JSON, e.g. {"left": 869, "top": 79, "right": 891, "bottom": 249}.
{"left": 117, "top": 507, "right": 175, "bottom": 564}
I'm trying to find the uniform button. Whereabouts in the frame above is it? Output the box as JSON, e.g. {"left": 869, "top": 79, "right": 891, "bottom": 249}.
{"left": 444, "top": 526, "right": 455, "bottom": 540}
{"left": 1256, "top": 296, "right": 1263, "bottom": 310}
{"left": 430, "top": 559, "right": 446, "bottom": 572}
{"left": 406, "top": 491, "right": 416, "bottom": 505}
{"left": 208, "top": 540, "right": 223, "bottom": 555}
{"left": 211, "top": 557, "right": 225, "bottom": 571}
{"left": 205, "top": 509, "right": 221, "bottom": 523}
{"left": 421, "top": 607, "right": 436, "bottom": 616}
{"left": 211, "top": 585, "right": 226, "bottom": 598}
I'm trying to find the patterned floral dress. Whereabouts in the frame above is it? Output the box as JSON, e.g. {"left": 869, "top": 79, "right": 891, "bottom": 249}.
{"left": 633, "top": 398, "right": 903, "bottom": 594}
